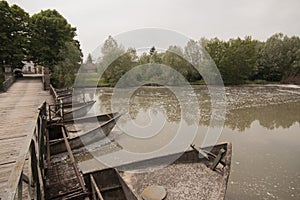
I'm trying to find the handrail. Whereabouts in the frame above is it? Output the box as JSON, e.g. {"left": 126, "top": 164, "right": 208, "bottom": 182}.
{"left": 5, "top": 101, "right": 48, "bottom": 200}
{"left": 1, "top": 76, "right": 15, "bottom": 92}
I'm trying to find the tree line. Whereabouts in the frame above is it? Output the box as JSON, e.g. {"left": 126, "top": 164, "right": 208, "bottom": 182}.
{"left": 0, "top": 1, "right": 82, "bottom": 88}
{"left": 90, "top": 34, "right": 300, "bottom": 86}
{"left": 1, "top": 1, "right": 300, "bottom": 88}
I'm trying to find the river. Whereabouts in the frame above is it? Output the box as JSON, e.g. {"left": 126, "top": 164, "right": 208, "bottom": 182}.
{"left": 76, "top": 84, "right": 300, "bottom": 200}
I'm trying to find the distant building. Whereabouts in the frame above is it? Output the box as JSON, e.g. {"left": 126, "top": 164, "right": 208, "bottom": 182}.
{"left": 22, "top": 61, "right": 37, "bottom": 74}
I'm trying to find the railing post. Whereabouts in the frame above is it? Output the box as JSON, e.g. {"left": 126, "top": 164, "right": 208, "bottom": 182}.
{"left": 17, "top": 174, "right": 22, "bottom": 200}
{"left": 30, "top": 141, "right": 38, "bottom": 199}
{"left": 28, "top": 149, "right": 34, "bottom": 199}
{"left": 5, "top": 102, "right": 47, "bottom": 200}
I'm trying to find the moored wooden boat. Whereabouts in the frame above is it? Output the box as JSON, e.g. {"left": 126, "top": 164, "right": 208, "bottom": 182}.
{"left": 48, "top": 113, "right": 122, "bottom": 155}
{"left": 83, "top": 142, "right": 232, "bottom": 200}
{"left": 50, "top": 84, "right": 85, "bottom": 105}
{"left": 62, "top": 100, "right": 96, "bottom": 120}
{"left": 48, "top": 100, "right": 97, "bottom": 122}
{"left": 62, "top": 100, "right": 94, "bottom": 109}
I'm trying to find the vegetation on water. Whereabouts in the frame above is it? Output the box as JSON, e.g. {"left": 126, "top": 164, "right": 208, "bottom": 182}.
{"left": 1, "top": 1, "right": 300, "bottom": 87}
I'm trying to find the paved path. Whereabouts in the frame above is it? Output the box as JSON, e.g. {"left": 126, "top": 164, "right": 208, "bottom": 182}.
{"left": 0, "top": 77, "right": 52, "bottom": 197}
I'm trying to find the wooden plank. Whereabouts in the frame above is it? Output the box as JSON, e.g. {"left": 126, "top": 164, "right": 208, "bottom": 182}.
{"left": 61, "top": 127, "right": 87, "bottom": 192}
{"left": 0, "top": 78, "right": 53, "bottom": 198}
{"left": 4, "top": 125, "right": 36, "bottom": 199}
{"left": 90, "top": 175, "right": 105, "bottom": 200}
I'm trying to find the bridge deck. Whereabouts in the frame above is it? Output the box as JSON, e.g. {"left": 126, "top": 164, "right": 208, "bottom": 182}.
{"left": 0, "top": 77, "right": 52, "bottom": 197}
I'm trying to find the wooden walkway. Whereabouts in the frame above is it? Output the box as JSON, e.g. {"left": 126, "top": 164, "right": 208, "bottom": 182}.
{"left": 0, "top": 77, "right": 52, "bottom": 197}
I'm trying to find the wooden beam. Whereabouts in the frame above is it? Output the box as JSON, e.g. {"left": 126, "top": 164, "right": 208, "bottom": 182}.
{"left": 90, "top": 175, "right": 104, "bottom": 200}
{"left": 61, "top": 126, "right": 87, "bottom": 192}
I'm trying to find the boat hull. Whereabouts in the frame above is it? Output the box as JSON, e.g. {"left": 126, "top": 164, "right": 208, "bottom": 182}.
{"left": 49, "top": 113, "right": 121, "bottom": 155}
{"left": 62, "top": 100, "right": 96, "bottom": 120}
{"left": 84, "top": 142, "right": 232, "bottom": 200}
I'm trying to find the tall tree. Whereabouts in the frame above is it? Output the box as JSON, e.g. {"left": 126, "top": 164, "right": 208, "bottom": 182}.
{"left": 0, "top": 1, "right": 29, "bottom": 68}
{"left": 85, "top": 53, "right": 93, "bottom": 64}
{"left": 29, "top": 9, "right": 77, "bottom": 70}
{"left": 256, "top": 33, "right": 286, "bottom": 81}
{"left": 184, "top": 39, "right": 202, "bottom": 81}
{"left": 205, "top": 37, "right": 259, "bottom": 84}
{"left": 257, "top": 33, "right": 300, "bottom": 82}
{"left": 162, "top": 45, "right": 189, "bottom": 78}
{"left": 98, "top": 36, "right": 139, "bottom": 86}
{"left": 51, "top": 41, "right": 82, "bottom": 88}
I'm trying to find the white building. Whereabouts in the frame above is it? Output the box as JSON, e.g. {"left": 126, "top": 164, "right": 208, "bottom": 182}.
{"left": 22, "top": 61, "right": 36, "bottom": 73}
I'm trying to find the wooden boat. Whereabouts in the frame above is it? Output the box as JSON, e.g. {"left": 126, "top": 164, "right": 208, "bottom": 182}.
{"left": 83, "top": 142, "right": 232, "bottom": 200}
{"left": 49, "top": 101, "right": 95, "bottom": 123}
{"left": 62, "top": 100, "right": 96, "bottom": 120}
{"left": 48, "top": 113, "right": 122, "bottom": 155}
{"left": 61, "top": 101, "right": 94, "bottom": 109}
{"left": 55, "top": 87, "right": 73, "bottom": 94}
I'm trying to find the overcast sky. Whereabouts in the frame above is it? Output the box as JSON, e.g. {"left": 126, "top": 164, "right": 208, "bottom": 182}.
{"left": 7, "top": 0, "right": 300, "bottom": 59}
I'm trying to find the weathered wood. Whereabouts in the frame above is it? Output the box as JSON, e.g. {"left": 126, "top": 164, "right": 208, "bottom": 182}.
{"left": 90, "top": 175, "right": 104, "bottom": 200}
{"left": 46, "top": 131, "right": 51, "bottom": 168}
{"left": 61, "top": 127, "right": 87, "bottom": 192}
{"left": 49, "top": 113, "right": 121, "bottom": 155}
{"left": 0, "top": 78, "right": 53, "bottom": 197}
{"left": 17, "top": 175, "right": 22, "bottom": 200}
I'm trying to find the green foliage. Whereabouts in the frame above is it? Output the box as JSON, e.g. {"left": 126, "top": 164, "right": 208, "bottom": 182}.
{"left": 183, "top": 40, "right": 203, "bottom": 81}
{"left": 205, "top": 37, "right": 259, "bottom": 84}
{"left": 162, "top": 45, "right": 190, "bottom": 80}
{"left": 256, "top": 33, "right": 300, "bottom": 82}
{"left": 97, "top": 36, "right": 138, "bottom": 86}
{"left": 94, "top": 34, "right": 300, "bottom": 86}
{"left": 0, "top": 1, "right": 29, "bottom": 68}
{"left": 2, "top": 0, "right": 299, "bottom": 86}
{"left": 51, "top": 41, "right": 82, "bottom": 88}
{"left": 29, "top": 9, "right": 77, "bottom": 70}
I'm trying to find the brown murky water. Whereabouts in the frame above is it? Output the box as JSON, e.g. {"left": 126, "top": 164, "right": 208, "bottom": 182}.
{"left": 79, "top": 84, "right": 300, "bottom": 200}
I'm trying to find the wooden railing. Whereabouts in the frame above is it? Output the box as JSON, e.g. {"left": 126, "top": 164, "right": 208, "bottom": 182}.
{"left": 5, "top": 101, "right": 48, "bottom": 200}
{"left": 1, "top": 76, "right": 15, "bottom": 92}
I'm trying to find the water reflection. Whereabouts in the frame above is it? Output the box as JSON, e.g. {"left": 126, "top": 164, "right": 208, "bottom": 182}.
{"left": 95, "top": 86, "right": 300, "bottom": 132}
{"left": 79, "top": 86, "right": 300, "bottom": 200}
{"left": 225, "top": 102, "right": 300, "bottom": 131}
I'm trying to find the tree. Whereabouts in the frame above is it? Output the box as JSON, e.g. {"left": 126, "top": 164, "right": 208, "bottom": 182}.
{"left": 0, "top": 1, "right": 29, "bottom": 68}
{"left": 101, "top": 35, "right": 119, "bottom": 55}
{"left": 86, "top": 53, "right": 93, "bottom": 64}
{"left": 205, "top": 37, "right": 259, "bottom": 84}
{"left": 148, "top": 46, "right": 162, "bottom": 63}
{"left": 51, "top": 41, "right": 82, "bottom": 88}
{"left": 256, "top": 33, "right": 286, "bottom": 81}
{"left": 98, "top": 36, "right": 139, "bottom": 86}
{"left": 183, "top": 39, "right": 202, "bottom": 81}
{"left": 162, "top": 45, "right": 189, "bottom": 78}
{"left": 203, "top": 38, "right": 227, "bottom": 69}
{"left": 256, "top": 33, "right": 300, "bottom": 82}
{"left": 29, "top": 9, "right": 77, "bottom": 70}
